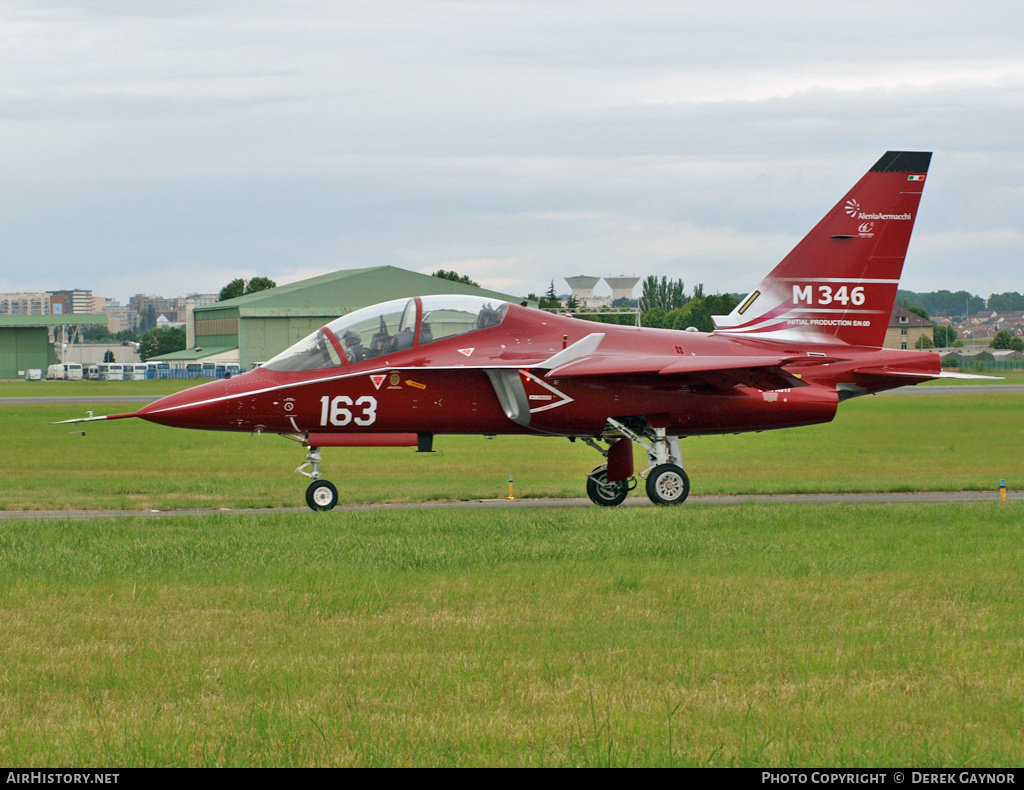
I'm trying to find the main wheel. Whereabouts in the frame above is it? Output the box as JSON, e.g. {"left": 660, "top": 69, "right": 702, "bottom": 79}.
{"left": 305, "top": 479, "right": 339, "bottom": 511}
{"left": 586, "top": 465, "right": 630, "bottom": 507}
{"left": 645, "top": 464, "right": 690, "bottom": 505}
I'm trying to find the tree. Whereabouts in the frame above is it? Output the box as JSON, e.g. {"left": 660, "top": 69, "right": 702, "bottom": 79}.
{"left": 990, "top": 329, "right": 1017, "bottom": 350}
{"left": 432, "top": 269, "right": 480, "bottom": 287}
{"left": 219, "top": 278, "right": 246, "bottom": 302}
{"left": 218, "top": 277, "right": 277, "bottom": 302}
{"left": 244, "top": 276, "right": 277, "bottom": 295}
{"left": 915, "top": 335, "right": 934, "bottom": 349}
{"left": 933, "top": 324, "right": 957, "bottom": 347}
{"left": 139, "top": 327, "right": 187, "bottom": 361}
{"left": 81, "top": 325, "right": 111, "bottom": 342}
{"left": 987, "top": 292, "right": 1024, "bottom": 312}
{"left": 103, "top": 350, "right": 115, "bottom": 363}
{"left": 896, "top": 289, "right": 985, "bottom": 318}
{"left": 137, "top": 304, "right": 159, "bottom": 333}
{"left": 639, "top": 276, "right": 688, "bottom": 312}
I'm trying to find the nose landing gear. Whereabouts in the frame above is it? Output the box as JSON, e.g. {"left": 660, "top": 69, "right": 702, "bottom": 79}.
{"left": 296, "top": 446, "right": 339, "bottom": 511}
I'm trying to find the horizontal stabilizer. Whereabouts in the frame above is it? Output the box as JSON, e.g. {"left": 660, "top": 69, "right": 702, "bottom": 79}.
{"left": 936, "top": 371, "right": 1004, "bottom": 380}
{"left": 852, "top": 367, "right": 1003, "bottom": 381}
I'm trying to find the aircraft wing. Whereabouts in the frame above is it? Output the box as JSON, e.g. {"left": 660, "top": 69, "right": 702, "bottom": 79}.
{"left": 543, "top": 352, "right": 807, "bottom": 390}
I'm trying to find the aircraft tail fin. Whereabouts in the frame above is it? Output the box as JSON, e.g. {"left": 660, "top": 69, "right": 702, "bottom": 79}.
{"left": 712, "top": 151, "right": 931, "bottom": 348}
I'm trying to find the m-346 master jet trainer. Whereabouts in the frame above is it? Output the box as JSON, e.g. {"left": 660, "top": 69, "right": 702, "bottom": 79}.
{"left": 60, "top": 151, "right": 984, "bottom": 510}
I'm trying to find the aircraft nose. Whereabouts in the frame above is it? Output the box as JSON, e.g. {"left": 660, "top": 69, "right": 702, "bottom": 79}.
{"left": 136, "top": 378, "right": 233, "bottom": 430}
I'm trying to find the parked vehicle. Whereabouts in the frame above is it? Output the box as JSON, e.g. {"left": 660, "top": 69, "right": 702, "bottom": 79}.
{"left": 97, "top": 363, "right": 124, "bottom": 381}
{"left": 125, "top": 363, "right": 148, "bottom": 381}
{"left": 46, "top": 363, "right": 84, "bottom": 380}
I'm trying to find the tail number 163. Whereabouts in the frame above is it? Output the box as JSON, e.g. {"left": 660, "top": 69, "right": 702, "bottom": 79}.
{"left": 320, "top": 395, "right": 377, "bottom": 426}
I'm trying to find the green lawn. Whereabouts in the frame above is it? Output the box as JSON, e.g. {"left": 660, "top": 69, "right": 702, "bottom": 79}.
{"left": 0, "top": 391, "right": 1019, "bottom": 511}
{"left": 1, "top": 503, "right": 1021, "bottom": 766}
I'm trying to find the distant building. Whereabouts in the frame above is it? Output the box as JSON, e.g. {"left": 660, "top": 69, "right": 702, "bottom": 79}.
{"left": 564, "top": 276, "right": 603, "bottom": 306}
{"left": 0, "top": 292, "right": 51, "bottom": 316}
{"left": 103, "top": 304, "right": 138, "bottom": 334}
{"left": 604, "top": 276, "right": 640, "bottom": 303}
{"left": 884, "top": 305, "right": 932, "bottom": 350}
{"left": 129, "top": 294, "right": 186, "bottom": 324}
{"left": 563, "top": 275, "right": 638, "bottom": 308}
{"left": 48, "top": 289, "right": 95, "bottom": 315}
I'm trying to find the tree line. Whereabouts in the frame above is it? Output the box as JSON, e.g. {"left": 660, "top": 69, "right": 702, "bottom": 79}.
{"left": 897, "top": 289, "right": 1024, "bottom": 317}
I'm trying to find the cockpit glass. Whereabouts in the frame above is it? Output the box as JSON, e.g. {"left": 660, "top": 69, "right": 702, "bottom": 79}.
{"left": 419, "top": 295, "right": 508, "bottom": 345}
{"left": 263, "top": 330, "right": 341, "bottom": 372}
{"left": 326, "top": 299, "right": 413, "bottom": 362}
{"left": 262, "top": 295, "right": 509, "bottom": 371}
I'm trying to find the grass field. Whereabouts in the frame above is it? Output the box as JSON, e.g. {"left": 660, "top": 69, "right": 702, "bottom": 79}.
{"left": 2, "top": 387, "right": 1021, "bottom": 767}
{"left": 0, "top": 389, "right": 1019, "bottom": 511}
{"left": 1, "top": 503, "right": 1021, "bottom": 766}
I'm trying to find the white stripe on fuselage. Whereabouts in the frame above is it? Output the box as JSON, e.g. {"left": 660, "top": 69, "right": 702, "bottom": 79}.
{"left": 143, "top": 364, "right": 536, "bottom": 415}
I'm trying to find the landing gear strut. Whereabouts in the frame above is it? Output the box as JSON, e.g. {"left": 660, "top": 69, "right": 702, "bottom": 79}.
{"left": 580, "top": 419, "right": 690, "bottom": 507}
{"left": 296, "top": 445, "right": 338, "bottom": 511}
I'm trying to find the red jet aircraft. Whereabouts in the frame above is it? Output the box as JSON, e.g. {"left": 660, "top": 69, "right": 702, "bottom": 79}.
{"left": 60, "top": 151, "right": 976, "bottom": 510}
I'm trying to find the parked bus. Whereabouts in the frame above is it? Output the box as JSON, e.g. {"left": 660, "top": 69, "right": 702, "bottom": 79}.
{"left": 145, "top": 361, "right": 171, "bottom": 379}
{"left": 97, "top": 363, "right": 124, "bottom": 381}
{"left": 215, "top": 362, "right": 241, "bottom": 378}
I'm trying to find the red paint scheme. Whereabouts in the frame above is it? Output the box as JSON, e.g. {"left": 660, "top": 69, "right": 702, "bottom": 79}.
{"left": 71, "top": 152, "right": 953, "bottom": 509}
{"left": 129, "top": 306, "right": 928, "bottom": 438}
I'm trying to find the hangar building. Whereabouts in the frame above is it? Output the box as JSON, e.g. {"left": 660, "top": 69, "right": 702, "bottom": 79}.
{"left": 0, "top": 314, "right": 108, "bottom": 379}
{"left": 159, "top": 266, "right": 527, "bottom": 370}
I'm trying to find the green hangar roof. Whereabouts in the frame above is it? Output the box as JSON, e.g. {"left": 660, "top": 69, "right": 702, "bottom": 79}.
{"left": 189, "top": 266, "right": 529, "bottom": 369}
{"left": 198, "top": 266, "right": 525, "bottom": 319}
{"left": 0, "top": 314, "right": 108, "bottom": 328}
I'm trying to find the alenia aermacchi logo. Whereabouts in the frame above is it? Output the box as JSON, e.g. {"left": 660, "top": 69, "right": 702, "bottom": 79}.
{"left": 844, "top": 197, "right": 911, "bottom": 222}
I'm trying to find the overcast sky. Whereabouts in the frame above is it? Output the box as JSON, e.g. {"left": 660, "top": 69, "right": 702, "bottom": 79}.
{"left": 2, "top": 0, "right": 1022, "bottom": 305}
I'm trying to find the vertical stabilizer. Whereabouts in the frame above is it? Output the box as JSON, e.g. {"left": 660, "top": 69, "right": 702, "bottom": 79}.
{"left": 713, "top": 151, "right": 931, "bottom": 347}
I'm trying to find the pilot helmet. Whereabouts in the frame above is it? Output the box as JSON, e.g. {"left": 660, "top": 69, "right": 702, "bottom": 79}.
{"left": 342, "top": 329, "right": 362, "bottom": 345}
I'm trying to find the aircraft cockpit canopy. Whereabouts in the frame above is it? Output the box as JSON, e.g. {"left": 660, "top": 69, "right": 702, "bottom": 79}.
{"left": 263, "top": 295, "right": 510, "bottom": 372}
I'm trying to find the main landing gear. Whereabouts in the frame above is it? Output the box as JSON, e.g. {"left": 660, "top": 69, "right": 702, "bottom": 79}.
{"left": 581, "top": 419, "right": 690, "bottom": 507}
{"left": 296, "top": 446, "right": 339, "bottom": 511}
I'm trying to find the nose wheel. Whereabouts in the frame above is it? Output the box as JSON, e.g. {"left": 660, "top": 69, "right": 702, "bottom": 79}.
{"left": 294, "top": 443, "right": 339, "bottom": 511}
{"left": 305, "top": 479, "right": 339, "bottom": 511}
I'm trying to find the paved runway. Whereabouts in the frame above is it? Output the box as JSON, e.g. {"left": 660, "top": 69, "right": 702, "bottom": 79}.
{"left": 1, "top": 490, "right": 1015, "bottom": 521}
